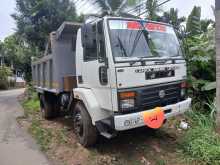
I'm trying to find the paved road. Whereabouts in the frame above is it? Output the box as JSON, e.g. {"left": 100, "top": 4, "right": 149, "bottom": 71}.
{"left": 0, "top": 89, "right": 51, "bottom": 165}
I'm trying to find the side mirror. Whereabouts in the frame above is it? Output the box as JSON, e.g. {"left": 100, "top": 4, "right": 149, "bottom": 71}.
{"left": 81, "top": 23, "right": 96, "bottom": 50}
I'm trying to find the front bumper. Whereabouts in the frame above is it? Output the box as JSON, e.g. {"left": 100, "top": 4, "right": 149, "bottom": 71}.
{"left": 114, "top": 98, "right": 191, "bottom": 131}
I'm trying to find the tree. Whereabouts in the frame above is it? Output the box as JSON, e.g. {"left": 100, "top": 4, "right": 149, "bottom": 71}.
{"left": 216, "top": 0, "right": 220, "bottom": 129}
{"left": 186, "top": 6, "right": 202, "bottom": 35}
{"left": 3, "top": 34, "right": 40, "bottom": 81}
{"left": 94, "top": 0, "right": 137, "bottom": 15}
{"left": 161, "top": 8, "right": 185, "bottom": 28}
{"left": 0, "top": 41, "right": 3, "bottom": 53}
{"left": 12, "top": 0, "right": 78, "bottom": 51}
{"left": 145, "top": 0, "right": 161, "bottom": 21}
{"left": 0, "top": 66, "right": 12, "bottom": 89}
{"left": 186, "top": 28, "right": 215, "bottom": 106}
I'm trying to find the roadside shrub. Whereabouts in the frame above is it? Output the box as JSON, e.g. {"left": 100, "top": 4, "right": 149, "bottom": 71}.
{"left": 0, "top": 66, "right": 12, "bottom": 90}
{"left": 0, "top": 80, "right": 9, "bottom": 89}
{"left": 181, "top": 104, "right": 220, "bottom": 165}
{"left": 186, "top": 28, "right": 215, "bottom": 107}
{"left": 182, "top": 126, "right": 220, "bottom": 165}
{"left": 22, "top": 97, "right": 40, "bottom": 117}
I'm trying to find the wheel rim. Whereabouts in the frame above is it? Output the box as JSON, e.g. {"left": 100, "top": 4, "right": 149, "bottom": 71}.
{"left": 74, "top": 111, "right": 83, "bottom": 137}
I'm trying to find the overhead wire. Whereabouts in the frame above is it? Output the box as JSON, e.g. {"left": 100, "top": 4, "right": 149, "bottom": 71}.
{"left": 74, "top": 0, "right": 172, "bottom": 18}
{"left": 137, "top": 0, "right": 171, "bottom": 17}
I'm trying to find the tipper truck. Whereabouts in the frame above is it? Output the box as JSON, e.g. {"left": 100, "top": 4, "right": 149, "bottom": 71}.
{"left": 32, "top": 15, "right": 192, "bottom": 147}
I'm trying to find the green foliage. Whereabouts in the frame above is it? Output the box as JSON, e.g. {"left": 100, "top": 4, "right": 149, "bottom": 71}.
{"left": 186, "top": 6, "right": 202, "bottom": 35}
{"left": 182, "top": 126, "right": 220, "bottom": 165}
{"left": 3, "top": 35, "right": 39, "bottom": 81}
{"left": 145, "top": 0, "right": 161, "bottom": 21}
{"left": 22, "top": 95, "right": 40, "bottom": 117}
{"left": 0, "top": 66, "right": 12, "bottom": 89}
{"left": 127, "top": 0, "right": 137, "bottom": 6}
{"left": 21, "top": 88, "right": 52, "bottom": 151}
{"left": 186, "top": 28, "right": 215, "bottom": 103}
{"left": 161, "top": 8, "right": 185, "bottom": 27}
{"left": 12, "top": 0, "right": 78, "bottom": 51}
{"left": 21, "top": 84, "right": 40, "bottom": 116}
{"left": 29, "top": 119, "right": 53, "bottom": 151}
{"left": 181, "top": 106, "right": 220, "bottom": 165}
{"left": 0, "top": 66, "right": 12, "bottom": 80}
{"left": 201, "top": 19, "right": 215, "bottom": 33}
{"left": 1, "top": 0, "right": 80, "bottom": 81}
{"left": 0, "top": 41, "right": 3, "bottom": 54}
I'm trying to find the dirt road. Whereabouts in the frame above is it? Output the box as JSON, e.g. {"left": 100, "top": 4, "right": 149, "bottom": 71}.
{"left": 0, "top": 89, "right": 51, "bottom": 165}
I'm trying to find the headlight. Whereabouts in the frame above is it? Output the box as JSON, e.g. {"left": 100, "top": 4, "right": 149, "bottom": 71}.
{"left": 120, "top": 99, "right": 135, "bottom": 109}
{"left": 119, "top": 91, "right": 136, "bottom": 111}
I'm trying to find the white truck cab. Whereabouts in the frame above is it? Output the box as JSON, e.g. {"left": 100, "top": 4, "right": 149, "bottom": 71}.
{"left": 32, "top": 16, "right": 191, "bottom": 147}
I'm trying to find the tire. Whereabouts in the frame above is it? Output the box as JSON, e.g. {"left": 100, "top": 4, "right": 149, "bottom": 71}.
{"left": 73, "top": 102, "right": 98, "bottom": 147}
{"left": 52, "top": 95, "right": 60, "bottom": 117}
{"left": 40, "top": 94, "right": 60, "bottom": 119}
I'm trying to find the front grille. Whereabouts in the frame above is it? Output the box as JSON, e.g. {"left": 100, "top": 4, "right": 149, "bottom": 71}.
{"left": 140, "top": 83, "right": 181, "bottom": 110}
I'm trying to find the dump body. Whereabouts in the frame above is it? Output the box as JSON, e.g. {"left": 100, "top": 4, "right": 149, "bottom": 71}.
{"left": 32, "top": 22, "right": 81, "bottom": 93}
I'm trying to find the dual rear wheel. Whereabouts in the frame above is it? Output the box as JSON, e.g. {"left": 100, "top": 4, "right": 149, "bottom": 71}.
{"left": 39, "top": 94, "right": 60, "bottom": 119}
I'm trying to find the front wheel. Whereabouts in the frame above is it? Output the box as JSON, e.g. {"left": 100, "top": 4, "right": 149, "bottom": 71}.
{"left": 73, "top": 102, "right": 98, "bottom": 147}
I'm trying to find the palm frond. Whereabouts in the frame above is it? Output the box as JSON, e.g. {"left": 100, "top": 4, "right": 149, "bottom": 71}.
{"left": 94, "top": 0, "right": 137, "bottom": 14}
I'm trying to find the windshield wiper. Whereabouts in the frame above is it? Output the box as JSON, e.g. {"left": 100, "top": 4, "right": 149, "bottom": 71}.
{"left": 129, "top": 30, "right": 143, "bottom": 57}
{"left": 129, "top": 25, "right": 160, "bottom": 58}
{"left": 117, "top": 37, "right": 128, "bottom": 57}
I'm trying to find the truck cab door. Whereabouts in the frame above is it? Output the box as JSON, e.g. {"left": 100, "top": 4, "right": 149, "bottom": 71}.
{"left": 79, "top": 20, "right": 113, "bottom": 111}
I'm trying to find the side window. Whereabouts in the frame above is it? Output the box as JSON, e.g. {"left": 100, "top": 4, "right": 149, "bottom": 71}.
{"left": 97, "top": 20, "right": 106, "bottom": 63}
{"left": 83, "top": 24, "right": 97, "bottom": 61}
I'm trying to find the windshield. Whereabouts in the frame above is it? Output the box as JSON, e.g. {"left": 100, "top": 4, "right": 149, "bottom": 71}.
{"left": 108, "top": 19, "right": 183, "bottom": 62}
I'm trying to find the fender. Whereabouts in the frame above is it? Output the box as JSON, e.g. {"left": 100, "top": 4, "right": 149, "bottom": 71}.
{"left": 73, "top": 88, "right": 112, "bottom": 125}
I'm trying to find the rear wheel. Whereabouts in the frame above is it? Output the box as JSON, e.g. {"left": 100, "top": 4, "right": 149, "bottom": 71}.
{"left": 73, "top": 102, "right": 98, "bottom": 147}
{"left": 39, "top": 94, "right": 60, "bottom": 119}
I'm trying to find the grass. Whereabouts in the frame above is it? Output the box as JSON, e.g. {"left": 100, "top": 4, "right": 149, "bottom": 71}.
{"left": 29, "top": 119, "right": 53, "bottom": 151}
{"left": 20, "top": 89, "right": 68, "bottom": 152}
{"left": 55, "top": 126, "right": 69, "bottom": 144}
{"left": 180, "top": 103, "right": 220, "bottom": 165}
{"left": 21, "top": 92, "right": 53, "bottom": 151}
{"left": 22, "top": 92, "right": 40, "bottom": 117}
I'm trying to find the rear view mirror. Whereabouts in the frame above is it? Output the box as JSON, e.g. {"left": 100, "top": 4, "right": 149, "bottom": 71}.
{"left": 81, "top": 23, "right": 96, "bottom": 50}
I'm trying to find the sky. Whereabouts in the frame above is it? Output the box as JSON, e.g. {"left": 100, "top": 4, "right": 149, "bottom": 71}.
{"left": 164, "top": 0, "right": 215, "bottom": 20}
{"left": 0, "top": 0, "right": 16, "bottom": 41}
{"left": 0, "top": 0, "right": 215, "bottom": 41}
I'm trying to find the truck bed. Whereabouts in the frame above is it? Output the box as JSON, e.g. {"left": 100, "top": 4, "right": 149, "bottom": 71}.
{"left": 32, "top": 22, "right": 82, "bottom": 94}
